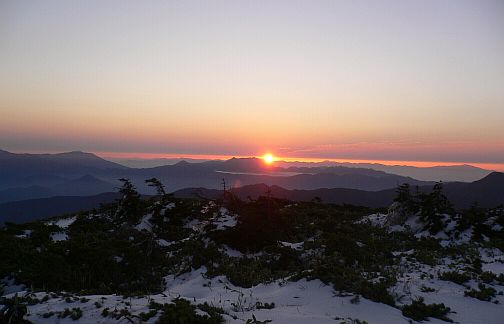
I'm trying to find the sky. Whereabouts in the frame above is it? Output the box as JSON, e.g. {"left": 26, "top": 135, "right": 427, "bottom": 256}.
{"left": 1, "top": 0, "right": 503, "bottom": 168}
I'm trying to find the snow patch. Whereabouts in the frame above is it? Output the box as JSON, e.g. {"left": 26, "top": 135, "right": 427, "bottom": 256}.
{"left": 50, "top": 232, "right": 68, "bottom": 242}
{"left": 212, "top": 207, "right": 237, "bottom": 230}
{"left": 279, "top": 241, "right": 304, "bottom": 251}
{"left": 46, "top": 216, "right": 76, "bottom": 229}
{"left": 358, "top": 213, "right": 388, "bottom": 227}
{"left": 157, "top": 239, "right": 174, "bottom": 247}
{"left": 135, "top": 213, "right": 153, "bottom": 232}
{"left": 15, "top": 230, "right": 32, "bottom": 239}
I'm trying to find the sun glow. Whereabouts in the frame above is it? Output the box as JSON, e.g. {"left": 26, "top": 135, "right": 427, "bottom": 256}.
{"left": 262, "top": 154, "right": 274, "bottom": 164}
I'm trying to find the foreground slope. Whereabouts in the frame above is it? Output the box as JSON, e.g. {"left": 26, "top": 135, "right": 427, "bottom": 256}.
{"left": 1, "top": 185, "right": 504, "bottom": 323}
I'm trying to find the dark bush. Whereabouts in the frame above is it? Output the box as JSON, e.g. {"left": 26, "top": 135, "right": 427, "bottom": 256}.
{"left": 156, "top": 298, "right": 223, "bottom": 324}
{"left": 402, "top": 297, "right": 452, "bottom": 322}
{"left": 464, "top": 284, "right": 496, "bottom": 301}
{"left": 439, "top": 271, "right": 470, "bottom": 285}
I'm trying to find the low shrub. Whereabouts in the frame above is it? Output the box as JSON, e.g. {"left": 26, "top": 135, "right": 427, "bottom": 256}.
{"left": 0, "top": 295, "right": 29, "bottom": 323}
{"left": 480, "top": 271, "right": 496, "bottom": 284}
{"left": 420, "top": 285, "right": 436, "bottom": 293}
{"left": 156, "top": 298, "right": 223, "bottom": 324}
{"left": 139, "top": 309, "right": 158, "bottom": 321}
{"left": 464, "top": 284, "right": 496, "bottom": 301}
{"left": 402, "top": 297, "right": 452, "bottom": 322}
{"left": 255, "top": 301, "right": 275, "bottom": 309}
{"left": 439, "top": 271, "right": 470, "bottom": 285}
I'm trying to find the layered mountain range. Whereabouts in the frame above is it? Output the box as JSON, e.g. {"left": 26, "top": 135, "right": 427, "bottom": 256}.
{"left": 0, "top": 149, "right": 503, "bottom": 224}
{"left": 1, "top": 149, "right": 438, "bottom": 203}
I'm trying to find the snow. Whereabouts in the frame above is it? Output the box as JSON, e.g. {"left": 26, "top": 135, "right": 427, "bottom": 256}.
{"left": 160, "top": 202, "right": 176, "bottom": 214}
{"left": 15, "top": 230, "right": 32, "bottom": 239}
{"left": 482, "top": 262, "right": 504, "bottom": 275}
{"left": 221, "top": 245, "right": 244, "bottom": 258}
{"left": 50, "top": 232, "right": 68, "bottom": 242}
{"left": 356, "top": 210, "right": 504, "bottom": 323}
{"left": 183, "top": 218, "right": 201, "bottom": 229}
{"left": 213, "top": 210, "right": 237, "bottom": 230}
{"left": 46, "top": 216, "right": 76, "bottom": 229}
{"left": 17, "top": 262, "right": 504, "bottom": 323}
{"left": 391, "top": 262, "right": 504, "bottom": 324}
{"left": 1, "top": 277, "right": 25, "bottom": 295}
{"left": 387, "top": 244, "right": 504, "bottom": 324}
{"left": 184, "top": 218, "right": 209, "bottom": 233}
{"left": 444, "top": 218, "right": 457, "bottom": 232}
{"left": 185, "top": 207, "right": 238, "bottom": 232}
{"left": 213, "top": 214, "right": 236, "bottom": 230}
{"left": 4, "top": 267, "right": 411, "bottom": 323}
{"left": 134, "top": 213, "right": 153, "bottom": 232}
{"left": 162, "top": 267, "right": 408, "bottom": 324}
{"left": 366, "top": 210, "right": 481, "bottom": 248}
{"left": 358, "top": 213, "right": 388, "bottom": 227}
{"left": 219, "top": 245, "right": 263, "bottom": 258}
{"left": 4, "top": 205, "right": 504, "bottom": 323}
{"left": 492, "top": 224, "right": 503, "bottom": 231}
{"left": 5, "top": 255, "right": 504, "bottom": 323}
{"left": 481, "top": 249, "right": 504, "bottom": 275}
{"left": 279, "top": 241, "right": 304, "bottom": 251}
{"left": 157, "top": 239, "right": 174, "bottom": 247}
{"left": 454, "top": 228, "right": 473, "bottom": 244}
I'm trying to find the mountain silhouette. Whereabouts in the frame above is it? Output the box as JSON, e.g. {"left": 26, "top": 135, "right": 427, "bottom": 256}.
{"left": 175, "top": 172, "right": 504, "bottom": 209}
{"left": 0, "top": 149, "right": 126, "bottom": 190}
{"left": 1, "top": 150, "right": 499, "bottom": 206}
{"left": 2, "top": 172, "right": 502, "bottom": 225}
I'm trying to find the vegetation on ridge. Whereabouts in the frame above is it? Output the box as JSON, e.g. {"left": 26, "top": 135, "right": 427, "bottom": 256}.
{"left": 1, "top": 178, "right": 503, "bottom": 322}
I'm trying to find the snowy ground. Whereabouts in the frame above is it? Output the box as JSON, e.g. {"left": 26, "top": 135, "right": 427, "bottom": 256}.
{"left": 3, "top": 204, "right": 504, "bottom": 323}
{"left": 390, "top": 251, "right": 504, "bottom": 324}
{"left": 6, "top": 258, "right": 504, "bottom": 324}
{"left": 4, "top": 247, "right": 504, "bottom": 323}
{"left": 3, "top": 268, "right": 407, "bottom": 324}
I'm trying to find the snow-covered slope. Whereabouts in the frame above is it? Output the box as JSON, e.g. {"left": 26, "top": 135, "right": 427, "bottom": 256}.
{"left": 2, "top": 194, "right": 504, "bottom": 323}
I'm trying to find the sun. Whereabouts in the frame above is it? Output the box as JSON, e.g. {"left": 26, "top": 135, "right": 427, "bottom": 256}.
{"left": 262, "top": 154, "right": 274, "bottom": 164}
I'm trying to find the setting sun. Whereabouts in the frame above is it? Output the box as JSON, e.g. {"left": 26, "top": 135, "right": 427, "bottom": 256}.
{"left": 263, "top": 154, "right": 274, "bottom": 164}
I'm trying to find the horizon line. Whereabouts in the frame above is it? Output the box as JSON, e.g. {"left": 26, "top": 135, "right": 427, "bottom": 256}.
{"left": 94, "top": 151, "right": 504, "bottom": 172}
{"left": 3, "top": 148, "right": 504, "bottom": 171}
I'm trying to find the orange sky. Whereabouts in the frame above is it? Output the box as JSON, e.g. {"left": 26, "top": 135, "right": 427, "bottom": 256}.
{"left": 95, "top": 151, "right": 504, "bottom": 172}
{"left": 1, "top": 1, "right": 503, "bottom": 168}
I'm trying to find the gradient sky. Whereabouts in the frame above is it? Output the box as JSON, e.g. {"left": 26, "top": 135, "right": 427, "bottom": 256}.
{"left": 1, "top": 0, "right": 503, "bottom": 166}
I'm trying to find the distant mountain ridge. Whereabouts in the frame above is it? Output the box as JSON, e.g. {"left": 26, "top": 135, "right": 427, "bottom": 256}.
{"left": 0, "top": 150, "right": 126, "bottom": 189}
{"left": 0, "top": 150, "right": 498, "bottom": 205}
{"left": 2, "top": 172, "right": 503, "bottom": 225}
{"left": 0, "top": 175, "right": 116, "bottom": 203}
{"left": 0, "top": 150, "right": 436, "bottom": 203}
{"left": 175, "top": 172, "right": 504, "bottom": 209}
{"left": 275, "top": 160, "right": 492, "bottom": 182}
{"left": 107, "top": 154, "right": 494, "bottom": 183}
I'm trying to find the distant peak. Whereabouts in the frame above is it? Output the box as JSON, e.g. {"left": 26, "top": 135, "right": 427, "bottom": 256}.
{"left": 227, "top": 157, "right": 258, "bottom": 161}
{"left": 64, "top": 151, "right": 91, "bottom": 155}
{"left": 484, "top": 171, "right": 504, "bottom": 178}
{"left": 55, "top": 151, "right": 100, "bottom": 159}
{"left": 475, "top": 171, "right": 504, "bottom": 183}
